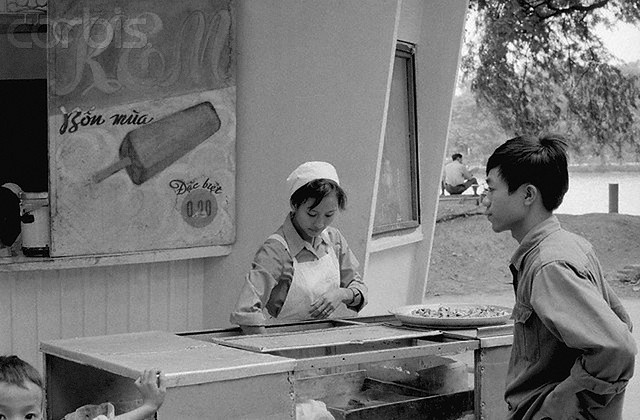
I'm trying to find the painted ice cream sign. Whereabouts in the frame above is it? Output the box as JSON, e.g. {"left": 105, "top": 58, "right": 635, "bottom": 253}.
{"left": 47, "top": 0, "right": 236, "bottom": 257}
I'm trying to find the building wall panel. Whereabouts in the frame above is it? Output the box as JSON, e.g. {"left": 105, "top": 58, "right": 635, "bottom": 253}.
{"left": 0, "top": 260, "right": 205, "bottom": 371}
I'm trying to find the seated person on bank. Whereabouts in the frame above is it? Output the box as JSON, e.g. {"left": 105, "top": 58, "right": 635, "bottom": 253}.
{"left": 442, "top": 153, "right": 478, "bottom": 195}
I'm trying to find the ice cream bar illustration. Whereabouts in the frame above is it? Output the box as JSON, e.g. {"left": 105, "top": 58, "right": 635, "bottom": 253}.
{"left": 93, "top": 101, "right": 221, "bottom": 185}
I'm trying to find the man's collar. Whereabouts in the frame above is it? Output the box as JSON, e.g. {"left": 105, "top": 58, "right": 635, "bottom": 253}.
{"left": 510, "top": 215, "right": 561, "bottom": 271}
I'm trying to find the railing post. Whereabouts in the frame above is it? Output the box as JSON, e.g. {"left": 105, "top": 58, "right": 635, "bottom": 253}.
{"left": 609, "top": 183, "right": 619, "bottom": 214}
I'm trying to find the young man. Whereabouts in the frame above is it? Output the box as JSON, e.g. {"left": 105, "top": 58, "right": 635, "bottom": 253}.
{"left": 443, "top": 153, "right": 478, "bottom": 195}
{"left": 483, "top": 135, "right": 636, "bottom": 419}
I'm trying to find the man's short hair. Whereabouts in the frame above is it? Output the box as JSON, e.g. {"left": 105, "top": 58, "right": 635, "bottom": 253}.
{"left": 451, "top": 153, "right": 462, "bottom": 161}
{"left": 486, "top": 135, "right": 569, "bottom": 211}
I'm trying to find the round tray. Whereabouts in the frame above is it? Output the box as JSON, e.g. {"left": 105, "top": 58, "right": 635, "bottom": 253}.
{"left": 389, "top": 303, "right": 512, "bottom": 329}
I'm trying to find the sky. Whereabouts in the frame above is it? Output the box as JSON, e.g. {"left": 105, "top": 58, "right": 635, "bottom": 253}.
{"left": 597, "top": 21, "right": 640, "bottom": 63}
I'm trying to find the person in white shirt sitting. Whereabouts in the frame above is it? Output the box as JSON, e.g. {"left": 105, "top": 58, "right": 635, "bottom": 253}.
{"left": 442, "top": 153, "right": 478, "bottom": 195}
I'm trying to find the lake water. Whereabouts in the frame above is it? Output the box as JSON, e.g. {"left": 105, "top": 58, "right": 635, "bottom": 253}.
{"left": 469, "top": 170, "right": 640, "bottom": 216}
{"left": 558, "top": 171, "right": 640, "bottom": 216}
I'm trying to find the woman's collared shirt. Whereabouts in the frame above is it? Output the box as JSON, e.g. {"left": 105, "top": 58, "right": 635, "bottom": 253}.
{"left": 230, "top": 215, "right": 367, "bottom": 326}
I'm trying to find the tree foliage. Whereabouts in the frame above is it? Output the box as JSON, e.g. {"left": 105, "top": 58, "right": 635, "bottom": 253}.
{"left": 448, "top": 86, "right": 509, "bottom": 168}
{"left": 461, "top": 0, "right": 640, "bottom": 163}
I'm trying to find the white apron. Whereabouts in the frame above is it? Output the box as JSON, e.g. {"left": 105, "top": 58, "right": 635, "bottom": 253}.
{"left": 266, "top": 233, "right": 353, "bottom": 323}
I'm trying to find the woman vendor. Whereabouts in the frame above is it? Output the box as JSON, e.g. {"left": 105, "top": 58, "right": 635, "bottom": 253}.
{"left": 230, "top": 161, "right": 368, "bottom": 334}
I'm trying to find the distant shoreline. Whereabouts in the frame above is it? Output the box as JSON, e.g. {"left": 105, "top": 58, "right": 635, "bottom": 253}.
{"left": 568, "top": 163, "right": 640, "bottom": 173}
{"left": 468, "top": 162, "right": 640, "bottom": 174}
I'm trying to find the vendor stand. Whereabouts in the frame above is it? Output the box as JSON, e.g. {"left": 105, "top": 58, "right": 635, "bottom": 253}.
{"left": 41, "top": 314, "right": 512, "bottom": 419}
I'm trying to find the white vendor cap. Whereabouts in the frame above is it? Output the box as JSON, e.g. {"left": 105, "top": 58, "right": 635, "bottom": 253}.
{"left": 286, "top": 161, "right": 340, "bottom": 197}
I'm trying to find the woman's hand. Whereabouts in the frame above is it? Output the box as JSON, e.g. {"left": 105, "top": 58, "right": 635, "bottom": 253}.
{"left": 240, "top": 325, "right": 267, "bottom": 335}
{"left": 310, "top": 288, "right": 351, "bottom": 319}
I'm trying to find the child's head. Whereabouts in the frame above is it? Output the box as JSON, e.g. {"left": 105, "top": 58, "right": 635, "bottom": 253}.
{"left": 486, "top": 135, "right": 569, "bottom": 212}
{"left": 0, "top": 355, "right": 44, "bottom": 420}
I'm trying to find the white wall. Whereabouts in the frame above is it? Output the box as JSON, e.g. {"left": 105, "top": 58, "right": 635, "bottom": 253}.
{"left": 363, "top": 0, "right": 469, "bottom": 315}
{"left": 0, "top": 261, "right": 206, "bottom": 371}
{"left": 205, "top": 0, "right": 469, "bottom": 323}
{"left": 203, "top": 0, "right": 401, "bottom": 326}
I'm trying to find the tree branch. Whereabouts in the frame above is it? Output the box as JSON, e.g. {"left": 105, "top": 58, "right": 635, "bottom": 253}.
{"left": 521, "top": 0, "right": 610, "bottom": 20}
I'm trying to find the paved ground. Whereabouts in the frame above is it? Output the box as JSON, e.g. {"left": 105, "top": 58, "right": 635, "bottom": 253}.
{"left": 424, "top": 293, "right": 640, "bottom": 418}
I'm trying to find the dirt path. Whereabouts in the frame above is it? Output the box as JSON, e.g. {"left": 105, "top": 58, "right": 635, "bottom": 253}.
{"left": 427, "top": 212, "right": 640, "bottom": 300}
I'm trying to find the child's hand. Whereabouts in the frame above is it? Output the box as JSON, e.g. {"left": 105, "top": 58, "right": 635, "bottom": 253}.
{"left": 112, "top": 369, "right": 167, "bottom": 420}
{"left": 134, "top": 368, "right": 166, "bottom": 412}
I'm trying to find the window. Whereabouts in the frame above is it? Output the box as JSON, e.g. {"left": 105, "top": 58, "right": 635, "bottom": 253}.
{"left": 373, "top": 42, "right": 420, "bottom": 234}
{"left": 0, "top": 79, "right": 49, "bottom": 192}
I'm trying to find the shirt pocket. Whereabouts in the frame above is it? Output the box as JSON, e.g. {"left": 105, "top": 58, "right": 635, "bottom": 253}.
{"left": 512, "top": 301, "right": 540, "bottom": 362}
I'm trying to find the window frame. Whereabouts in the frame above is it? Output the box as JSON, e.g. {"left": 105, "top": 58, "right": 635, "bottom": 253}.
{"left": 372, "top": 41, "right": 421, "bottom": 235}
